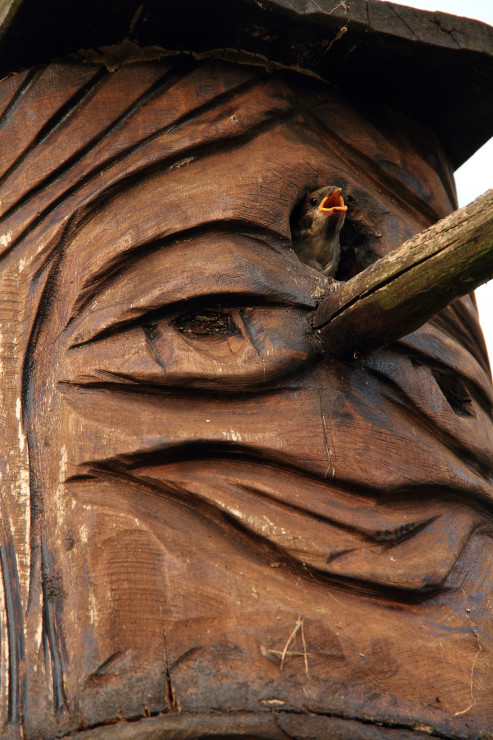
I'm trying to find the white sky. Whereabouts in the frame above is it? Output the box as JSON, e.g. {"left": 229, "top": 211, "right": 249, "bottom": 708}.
{"left": 387, "top": 0, "right": 493, "bottom": 364}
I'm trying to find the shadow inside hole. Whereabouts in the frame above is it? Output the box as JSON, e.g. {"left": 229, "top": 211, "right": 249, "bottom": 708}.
{"left": 431, "top": 367, "right": 474, "bottom": 417}
{"left": 335, "top": 222, "right": 379, "bottom": 281}
{"left": 335, "top": 194, "right": 382, "bottom": 281}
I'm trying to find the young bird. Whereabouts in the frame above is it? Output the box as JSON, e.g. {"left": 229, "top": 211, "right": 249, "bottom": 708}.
{"left": 291, "top": 186, "right": 348, "bottom": 276}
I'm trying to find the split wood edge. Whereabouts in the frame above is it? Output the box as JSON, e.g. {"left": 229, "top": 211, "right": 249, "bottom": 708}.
{"left": 313, "top": 189, "right": 493, "bottom": 356}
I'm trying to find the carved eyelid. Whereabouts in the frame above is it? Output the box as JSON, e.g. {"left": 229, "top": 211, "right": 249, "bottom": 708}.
{"left": 67, "top": 291, "right": 303, "bottom": 350}
{"left": 63, "top": 305, "right": 320, "bottom": 391}
{"left": 63, "top": 239, "right": 324, "bottom": 347}
{"left": 397, "top": 330, "right": 493, "bottom": 411}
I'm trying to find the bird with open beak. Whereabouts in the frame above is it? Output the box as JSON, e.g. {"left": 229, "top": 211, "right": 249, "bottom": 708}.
{"left": 291, "top": 186, "right": 348, "bottom": 276}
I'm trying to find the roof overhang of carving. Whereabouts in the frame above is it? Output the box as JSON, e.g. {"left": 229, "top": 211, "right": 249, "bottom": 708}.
{"left": 0, "top": 0, "right": 492, "bottom": 169}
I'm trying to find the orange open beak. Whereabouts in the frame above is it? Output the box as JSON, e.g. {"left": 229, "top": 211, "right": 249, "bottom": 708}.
{"left": 318, "top": 188, "right": 347, "bottom": 216}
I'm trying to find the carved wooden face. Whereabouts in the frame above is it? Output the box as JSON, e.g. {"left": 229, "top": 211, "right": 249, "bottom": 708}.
{"left": 1, "top": 59, "right": 492, "bottom": 737}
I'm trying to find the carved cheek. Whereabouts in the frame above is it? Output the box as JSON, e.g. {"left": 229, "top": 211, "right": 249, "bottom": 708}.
{"left": 53, "top": 302, "right": 331, "bottom": 475}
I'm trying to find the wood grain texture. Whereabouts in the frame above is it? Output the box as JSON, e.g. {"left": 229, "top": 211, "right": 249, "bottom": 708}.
{"left": 0, "top": 58, "right": 492, "bottom": 739}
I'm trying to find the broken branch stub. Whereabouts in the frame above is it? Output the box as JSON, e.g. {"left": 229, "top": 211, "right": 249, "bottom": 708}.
{"left": 313, "top": 189, "right": 493, "bottom": 356}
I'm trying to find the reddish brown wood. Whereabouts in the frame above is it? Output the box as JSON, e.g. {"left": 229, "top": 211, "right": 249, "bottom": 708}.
{"left": 0, "top": 57, "right": 492, "bottom": 740}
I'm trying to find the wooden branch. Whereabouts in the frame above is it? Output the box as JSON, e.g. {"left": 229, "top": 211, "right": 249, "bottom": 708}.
{"left": 313, "top": 189, "right": 493, "bottom": 357}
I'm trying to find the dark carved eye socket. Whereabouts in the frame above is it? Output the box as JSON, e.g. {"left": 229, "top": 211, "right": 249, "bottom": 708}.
{"left": 173, "top": 309, "right": 240, "bottom": 337}
{"left": 431, "top": 367, "right": 474, "bottom": 417}
{"left": 309, "top": 197, "right": 318, "bottom": 207}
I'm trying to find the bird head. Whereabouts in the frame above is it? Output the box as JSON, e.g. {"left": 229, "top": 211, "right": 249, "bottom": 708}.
{"left": 317, "top": 187, "right": 347, "bottom": 218}
{"left": 291, "top": 185, "right": 348, "bottom": 275}
{"left": 294, "top": 186, "right": 348, "bottom": 245}
{"left": 305, "top": 186, "right": 347, "bottom": 227}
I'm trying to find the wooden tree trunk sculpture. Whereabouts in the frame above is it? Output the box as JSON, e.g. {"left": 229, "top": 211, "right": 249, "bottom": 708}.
{"left": 0, "top": 2, "right": 492, "bottom": 738}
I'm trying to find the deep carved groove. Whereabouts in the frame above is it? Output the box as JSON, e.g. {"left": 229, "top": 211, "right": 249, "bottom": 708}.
{"left": 0, "top": 66, "right": 108, "bottom": 190}
{"left": 0, "top": 67, "right": 39, "bottom": 142}
{"left": 0, "top": 61, "right": 196, "bottom": 221}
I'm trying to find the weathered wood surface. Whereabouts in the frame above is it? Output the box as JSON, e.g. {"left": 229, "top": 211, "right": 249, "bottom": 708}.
{"left": 315, "top": 189, "right": 493, "bottom": 356}
{"left": 0, "top": 58, "right": 492, "bottom": 739}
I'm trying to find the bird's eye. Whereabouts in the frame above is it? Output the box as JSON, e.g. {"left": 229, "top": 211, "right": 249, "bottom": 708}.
{"left": 309, "top": 197, "right": 318, "bottom": 207}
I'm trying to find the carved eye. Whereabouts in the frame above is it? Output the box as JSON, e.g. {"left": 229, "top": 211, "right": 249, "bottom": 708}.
{"left": 172, "top": 309, "right": 240, "bottom": 337}
{"left": 431, "top": 367, "right": 474, "bottom": 417}
{"left": 309, "top": 197, "right": 318, "bottom": 207}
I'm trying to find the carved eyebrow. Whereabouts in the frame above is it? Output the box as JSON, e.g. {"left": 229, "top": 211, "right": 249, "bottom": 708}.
{"left": 67, "top": 221, "right": 293, "bottom": 326}
{"left": 62, "top": 230, "right": 324, "bottom": 347}
{"left": 0, "top": 64, "right": 282, "bottom": 256}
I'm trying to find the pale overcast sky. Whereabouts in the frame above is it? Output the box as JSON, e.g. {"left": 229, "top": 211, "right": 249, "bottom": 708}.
{"left": 389, "top": 0, "right": 493, "bottom": 364}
